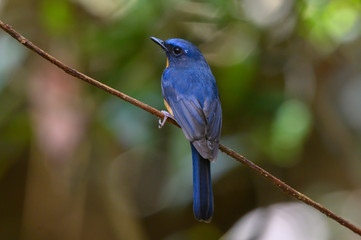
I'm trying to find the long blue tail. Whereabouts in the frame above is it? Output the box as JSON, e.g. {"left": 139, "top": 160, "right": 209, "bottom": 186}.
{"left": 191, "top": 144, "right": 213, "bottom": 222}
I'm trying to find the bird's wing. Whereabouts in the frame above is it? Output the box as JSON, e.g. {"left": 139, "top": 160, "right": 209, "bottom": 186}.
{"left": 164, "top": 91, "right": 222, "bottom": 161}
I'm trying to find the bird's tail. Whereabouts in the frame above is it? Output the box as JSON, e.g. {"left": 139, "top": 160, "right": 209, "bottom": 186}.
{"left": 191, "top": 144, "right": 213, "bottom": 222}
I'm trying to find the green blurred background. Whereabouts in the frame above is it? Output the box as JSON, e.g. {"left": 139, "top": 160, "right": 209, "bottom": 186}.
{"left": 0, "top": 0, "right": 361, "bottom": 239}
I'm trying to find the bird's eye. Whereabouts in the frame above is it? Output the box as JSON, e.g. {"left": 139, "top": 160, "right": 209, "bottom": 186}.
{"left": 172, "top": 47, "right": 183, "bottom": 56}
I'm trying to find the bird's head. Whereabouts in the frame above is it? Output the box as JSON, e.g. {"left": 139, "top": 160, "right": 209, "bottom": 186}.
{"left": 150, "top": 37, "right": 207, "bottom": 68}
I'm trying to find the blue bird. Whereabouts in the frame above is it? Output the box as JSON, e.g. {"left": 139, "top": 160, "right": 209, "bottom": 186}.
{"left": 151, "top": 37, "right": 222, "bottom": 222}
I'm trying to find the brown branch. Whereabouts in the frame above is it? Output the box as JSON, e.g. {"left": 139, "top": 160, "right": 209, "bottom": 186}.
{"left": 1, "top": 19, "right": 360, "bottom": 236}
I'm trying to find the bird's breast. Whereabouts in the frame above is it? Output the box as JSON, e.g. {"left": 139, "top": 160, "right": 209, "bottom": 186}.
{"left": 163, "top": 99, "right": 174, "bottom": 117}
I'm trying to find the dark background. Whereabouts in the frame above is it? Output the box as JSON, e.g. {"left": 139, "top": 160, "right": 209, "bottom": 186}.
{"left": 0, "top": 0, "right": 361, "bottom": 239}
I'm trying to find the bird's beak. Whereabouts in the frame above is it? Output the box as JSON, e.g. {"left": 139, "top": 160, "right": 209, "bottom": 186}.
{"left": 150, "top": 37, "right": 168, "bottom": 52}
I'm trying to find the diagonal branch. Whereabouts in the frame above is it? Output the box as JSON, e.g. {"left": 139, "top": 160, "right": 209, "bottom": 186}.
{"left": 1, "top": 20, "right": 360, "bottom": 236}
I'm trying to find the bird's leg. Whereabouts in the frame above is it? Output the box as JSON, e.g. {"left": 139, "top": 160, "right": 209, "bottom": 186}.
{"left": 159, "top": 110, "right": 174, "bottom": 128}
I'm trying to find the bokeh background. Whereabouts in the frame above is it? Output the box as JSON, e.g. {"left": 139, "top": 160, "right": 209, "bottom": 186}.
{"left": 1, "top": 0, "right": 361, "bottom": 239}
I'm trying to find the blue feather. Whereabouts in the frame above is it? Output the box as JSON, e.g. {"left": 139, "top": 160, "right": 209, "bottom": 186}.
{"left": 191, "top": 144, "right": 213, "bottom": 222}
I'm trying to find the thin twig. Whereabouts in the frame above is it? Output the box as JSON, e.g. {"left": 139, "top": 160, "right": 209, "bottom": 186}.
{"left": 1, "top": 20, "right": 360, "bottom": 236}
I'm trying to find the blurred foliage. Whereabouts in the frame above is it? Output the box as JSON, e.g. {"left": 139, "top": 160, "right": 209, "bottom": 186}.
{"left": 0, "top": 0, "right": 361, "bottom": 239}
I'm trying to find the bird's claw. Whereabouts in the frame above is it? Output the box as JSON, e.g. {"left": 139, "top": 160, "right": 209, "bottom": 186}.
{"left": 159, "top": 110, "right": 173, "bottom": 128}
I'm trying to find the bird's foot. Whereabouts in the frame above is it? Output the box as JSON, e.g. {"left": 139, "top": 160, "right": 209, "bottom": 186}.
{"left": 159, "top": 111, "right": 174, "bottom": 128}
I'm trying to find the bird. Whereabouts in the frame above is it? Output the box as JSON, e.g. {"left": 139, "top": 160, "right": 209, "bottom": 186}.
{"left": 150, "top": 37, "right": 222, "bottom": 222}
